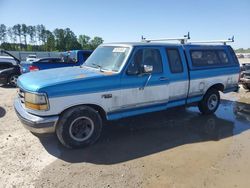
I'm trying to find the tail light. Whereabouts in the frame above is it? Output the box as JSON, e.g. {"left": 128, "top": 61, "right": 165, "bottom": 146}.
{"left": 29, "top": 65, "right": 39, "bottom": 72}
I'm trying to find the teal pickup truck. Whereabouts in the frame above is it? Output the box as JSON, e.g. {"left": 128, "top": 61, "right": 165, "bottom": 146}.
{"left": 14, "top": 36, "right": 240, "bottom": 149}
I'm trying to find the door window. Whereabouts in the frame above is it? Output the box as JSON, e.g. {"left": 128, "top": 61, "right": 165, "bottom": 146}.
{"left": 128, "top": 48, "right": 163, "bottom": 74}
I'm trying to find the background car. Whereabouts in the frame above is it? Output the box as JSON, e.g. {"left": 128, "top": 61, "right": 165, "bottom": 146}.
{"left": 20, "top": 50, "right": 92, "bottom": 74}
{"left": 26, "top": 54, "right": 37, "bottom": 62}
{"left": 239, "top": 63, "right": 250, "bottom": 90}
{"left": 0, "top": 50, "right": 21, "bottom": 87}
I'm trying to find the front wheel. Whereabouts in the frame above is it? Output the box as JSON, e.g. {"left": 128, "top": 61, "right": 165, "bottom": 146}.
{"left": 56, "top": 106, "right": 103, "bottom": 149}
{"left": 8, "top": 74, "right": 19, "bottom": 87}
{"left": 198, "top": 88, "right": 220, "bottom": 115}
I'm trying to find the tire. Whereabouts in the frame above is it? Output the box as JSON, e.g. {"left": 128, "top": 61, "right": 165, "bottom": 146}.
{"left": 198, "top": 88, "right": 220, "bottom": 115}
{"left": 8, "top": 74, "right": 19, "bottom": 87}
{"left": 242, "top": 84, "right": 250, "bottom": 90}
{"left": 56, "top": 106, "right": 102, "bottom": 149}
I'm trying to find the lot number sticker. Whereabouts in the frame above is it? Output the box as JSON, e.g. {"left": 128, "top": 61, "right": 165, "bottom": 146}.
{"left": 113, "top": 48, "right": 127, "bottom": 53}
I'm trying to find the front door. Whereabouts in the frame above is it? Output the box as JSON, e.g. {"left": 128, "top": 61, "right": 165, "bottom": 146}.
{"left": 120, "top": 47, "right": 169, "bottom": 111}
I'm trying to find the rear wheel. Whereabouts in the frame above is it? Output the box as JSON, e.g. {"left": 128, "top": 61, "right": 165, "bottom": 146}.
{"left": 56, "top": 106, "right": 102, "bottom": 149}
{"left": 8, "top": 74, "right": 19, "bottom": 87}
{"left": 198, "top": 88, "right": 220, "bottom": 115}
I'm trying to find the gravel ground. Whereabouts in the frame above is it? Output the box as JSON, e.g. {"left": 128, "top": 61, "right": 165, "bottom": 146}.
{"left": 0, "top": 86, "right": 250, "bottom": 188}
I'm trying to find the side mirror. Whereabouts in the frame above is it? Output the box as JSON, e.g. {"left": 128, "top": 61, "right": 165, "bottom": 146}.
{"left": 142, "top": 65, "right": 153, "bottom": 74}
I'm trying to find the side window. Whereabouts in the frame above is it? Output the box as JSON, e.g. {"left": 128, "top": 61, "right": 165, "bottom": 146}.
{"left": 218, "top": 51, "right": 229, "bottom": 64}
{"left": 228, "top": 46, "right": 239, "bottom": 64}
{"left": 127, "top": 48, "right": 163, "bottom": 74}
{"left": 191, "top": 50, "right": 220, "bottom": 66}
{"left": 127, "top": 49, "right": 143, "bottom": 74}
{"left": 166, "top": 49, "right": 183, "bottom": 73}
{"left": 142, "top": 48, "right": 163, "bottom": 73}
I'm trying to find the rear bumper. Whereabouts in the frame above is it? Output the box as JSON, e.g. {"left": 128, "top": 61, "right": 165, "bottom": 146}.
{"left": 14, "top": 98, "right": 59, "bottom": 134}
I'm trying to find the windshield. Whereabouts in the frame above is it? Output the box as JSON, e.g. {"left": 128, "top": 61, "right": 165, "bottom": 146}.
{"left": 84, "top": 46, "right": 130, "bottom": 72}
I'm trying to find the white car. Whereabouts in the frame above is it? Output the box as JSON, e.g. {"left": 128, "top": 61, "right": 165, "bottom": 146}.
{"left": 26, "top": 54, "right": 37, "bottom": 62}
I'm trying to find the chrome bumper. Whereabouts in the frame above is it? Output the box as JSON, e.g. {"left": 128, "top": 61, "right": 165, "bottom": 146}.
{"left": 14, "top": 98, "right": 59, "bottom": 134}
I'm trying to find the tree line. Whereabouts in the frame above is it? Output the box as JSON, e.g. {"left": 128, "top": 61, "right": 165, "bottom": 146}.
{"left": 235, "top": 48, "right": 250, "bottom": 53}
{"left": 0, "top": 24, "right": 103, "bottom": 51}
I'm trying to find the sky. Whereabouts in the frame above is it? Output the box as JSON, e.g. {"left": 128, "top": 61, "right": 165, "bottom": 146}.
{"left": 0, "top": 0, "right": 249, "bottom": 49}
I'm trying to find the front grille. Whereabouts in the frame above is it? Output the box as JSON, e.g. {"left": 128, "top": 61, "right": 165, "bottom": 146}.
{"left": 18, "top": 89, "right": 25, "bottom": 103}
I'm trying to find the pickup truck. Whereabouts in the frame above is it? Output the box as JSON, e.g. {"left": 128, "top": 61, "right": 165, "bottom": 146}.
{"left": 20, "top": 50, "right": 92, "bottom": 73}
{"left": 14, "top": 41, "right": 240, "bottom": 148}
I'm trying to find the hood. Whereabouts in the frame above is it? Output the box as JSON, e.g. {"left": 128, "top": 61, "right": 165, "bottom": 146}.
{"left": 17, "top": 66, "right": 109, "bottom": 92}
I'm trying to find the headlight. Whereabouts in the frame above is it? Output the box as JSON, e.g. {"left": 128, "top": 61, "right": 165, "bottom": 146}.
{"left": 24, "top": 92, "right": 49, "bottom": 110}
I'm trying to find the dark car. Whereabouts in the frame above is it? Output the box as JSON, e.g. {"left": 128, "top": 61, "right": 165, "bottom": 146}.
{"left": 20, "top": 50, "right": 92, "bottom": 74}
{"left": 239, "top": 63, "right": 250, "bottom": 90}
{"left": 0, "top": 50, "right": 21, "bottom": 87}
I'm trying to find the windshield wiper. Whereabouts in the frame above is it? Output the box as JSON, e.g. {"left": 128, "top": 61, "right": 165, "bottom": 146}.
{"left": 91, "top": 63, "right": 102, "bottom": 69}
{"left": 90, "top": 63, "right": 110, "bottom": 72}
{"left": 84, "top": 63, "right": 115, "bottom": 72}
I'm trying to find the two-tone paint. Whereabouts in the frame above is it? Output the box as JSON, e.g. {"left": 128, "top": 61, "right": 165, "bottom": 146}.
{"left": 16, "top": 43, "right": 240, "bottom": 124}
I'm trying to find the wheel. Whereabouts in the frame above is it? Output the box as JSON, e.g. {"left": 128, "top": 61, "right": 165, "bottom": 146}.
{"left": 8, "top": 74, "right": 19, "bottom": 87}
{"left": 242, "top": 84, "right": 250, "bottom": 90}
{"left": 56, "top": 106, "right": 102, "bottom": 149}
{"left": 198, "top": 88, "right": 220, "bottom": 115}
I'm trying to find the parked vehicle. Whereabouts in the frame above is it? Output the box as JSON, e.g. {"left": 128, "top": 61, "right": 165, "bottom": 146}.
{"left": 26, "top": 54, "right": 37, "bottom": 62}
{"left": 20, "top": 50, "right": 92, "bottom": 74}
{"left": 239, "top": 63, "right": 250, "bottom": 90}
{"left": 0, "top": 51, "right": 21, "bottom": 87}
{"left": 14, "top": 37, "right": 240, "bottom": 148}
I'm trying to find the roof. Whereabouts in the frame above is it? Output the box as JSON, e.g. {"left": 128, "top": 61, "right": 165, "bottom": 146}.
{"left": 101, "top": 42, "right": 230, "bottom": 48}
{"left": 0, "top": 55, "right": 14, "bottom": 59}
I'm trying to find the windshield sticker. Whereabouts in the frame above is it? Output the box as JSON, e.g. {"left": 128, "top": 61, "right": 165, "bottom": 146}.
{"left": 112, "top": 48, "right": 127, "bottom": 53}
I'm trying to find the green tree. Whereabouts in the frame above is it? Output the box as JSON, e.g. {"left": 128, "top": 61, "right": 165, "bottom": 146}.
{"left": 0, "top": 24, "right": 7, "bottom": 44}
{"left": 7, "top": 27, "right": 15, "bottom": 43}
{"left": 44, "top": 30, "right": 55, "bottom": 51}
{"left": 64, "top": 28, "right": 81, "bottom": 50}
{"left": 27, "top": 25, "right": 36, "bottom": 44}
{"left": 1, "top": 24, "right": 104, "bottom": 52}
{"left": 21, "top": 24, "right": 28, "bottom": 49}
{"left": 12, "top": 24, "right": 22, "bottom": 49}
{"left": 54, "top": 28, "right": 66, "bottom": 51}
{"left": 36, "top": 24, "right": 46, "bottom": 45}
{"left": 78, "top": 35, "right": 91, "bottom": 49}
{"left": 89, "top": 36, "right": 103, "bottom": 50}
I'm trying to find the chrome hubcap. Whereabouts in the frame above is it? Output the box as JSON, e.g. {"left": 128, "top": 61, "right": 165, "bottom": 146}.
{"left": 207, "top": 94, "right": 218, "bottom": 110}
{"left": 69, "top": 116, "right": 94, "bottom": 142}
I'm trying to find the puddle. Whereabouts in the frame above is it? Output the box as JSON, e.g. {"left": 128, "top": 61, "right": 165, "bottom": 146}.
{"left": 39, "top": 97, "right": 250, "bottom": 164}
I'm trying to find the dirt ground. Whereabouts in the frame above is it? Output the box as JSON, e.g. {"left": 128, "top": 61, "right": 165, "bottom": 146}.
{"left": 0, "top": 85, "right": 250, "bottom": 188}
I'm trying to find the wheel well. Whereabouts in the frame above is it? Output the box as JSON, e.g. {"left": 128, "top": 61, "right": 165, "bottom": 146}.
{"left": 60, "top": 104, "right": 107, "bottom": 121}
{"left": 208, "top": 83, "right": 224, "bottom": 92}
{"left": 85, "top": 104, "right": 107, "bottom": 121}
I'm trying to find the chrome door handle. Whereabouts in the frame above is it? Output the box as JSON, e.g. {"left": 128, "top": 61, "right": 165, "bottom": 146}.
{"left": 159, "top": 77, "right": 169, "bottom": 81}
